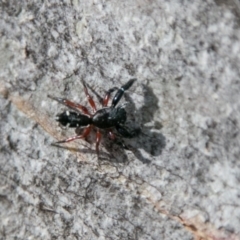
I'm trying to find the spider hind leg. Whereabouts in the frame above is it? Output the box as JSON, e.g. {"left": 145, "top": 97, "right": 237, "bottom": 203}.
{"left": 55, "top": 125, "right": 92, "bottom": 144}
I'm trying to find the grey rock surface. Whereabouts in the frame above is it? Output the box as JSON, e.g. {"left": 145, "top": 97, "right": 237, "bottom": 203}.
{"left": 1, "top": 0, "right": 240, "bottom": 239}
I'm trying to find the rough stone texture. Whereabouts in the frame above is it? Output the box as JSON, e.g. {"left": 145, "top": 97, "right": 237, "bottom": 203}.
{"left": 1, "top": 0, "right": 240, "bottom": 239}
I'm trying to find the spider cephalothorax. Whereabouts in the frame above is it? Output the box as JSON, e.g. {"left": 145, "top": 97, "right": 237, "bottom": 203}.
{"left": 48, "top": 79, "right": 138, "bottom": 155}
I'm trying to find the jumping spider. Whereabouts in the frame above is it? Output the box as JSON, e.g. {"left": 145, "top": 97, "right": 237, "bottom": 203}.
{"left": 48, "top": 79, "right": 139, "bottom": 155}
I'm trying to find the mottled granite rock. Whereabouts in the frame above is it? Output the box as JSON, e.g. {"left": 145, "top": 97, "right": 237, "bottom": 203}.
{"left": 1, "top": 0, "right": 240, "bottom": 239}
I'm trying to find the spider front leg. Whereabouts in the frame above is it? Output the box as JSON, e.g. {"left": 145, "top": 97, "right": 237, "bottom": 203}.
{"left": 111, "top": 79, "right": 136, "bottom": 108}
{"left": 48, "top": 95, "right": 90, "bottom": 116}
{"left": 102, "top": 87, "right": 118, "bottom": 107}
{"left": 55, "top": 125, "right": 92, "bottom": 144}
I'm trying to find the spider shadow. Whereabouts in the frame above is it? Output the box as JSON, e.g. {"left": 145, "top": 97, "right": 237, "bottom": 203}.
{"left": 50, "top": 142, "right": 109, "bottom": 161}
{"left": 99, "top": 137, "right": 131, "bottom": 164}
{"left": 118, "top": 83, "right": 166, "bottom": 164}
{"left": 51, "top": 135, "right": 129, "bottom": 164}
{"left": 96, "top": 82, "right": 166, "bottom": 164}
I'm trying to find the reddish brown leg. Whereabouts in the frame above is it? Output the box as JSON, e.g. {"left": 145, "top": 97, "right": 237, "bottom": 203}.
{"left": 102, "top": 87, "right": 118, "bottom": 107}
{"left": 96, "top": 129, "right": 102, "bottom": 156}
{"left": 82, "top": 82, "right": 97, "bottom": 112}
{"left": 108, "top": 130, "right": 116, "bottom": 140}
{"left": 55, "top": 125, "right": 92, "bottom": 143}
{"left": 48, "top": 95, "right": 90, "bottom": 115}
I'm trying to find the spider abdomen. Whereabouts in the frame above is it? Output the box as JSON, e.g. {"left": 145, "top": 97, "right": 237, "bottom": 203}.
{"left": 56, "top": 111, "right": 91, "bottom": 127}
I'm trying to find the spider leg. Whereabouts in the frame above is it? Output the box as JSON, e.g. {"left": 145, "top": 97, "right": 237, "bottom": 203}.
{"left": 82, "top": 81, "right": 97, "bottom": 112}
{"left": 96, "top": 129, "right": 102, "bottom": 156}
{"left": 84, "top": 83, "right": 104, "bottom": 105}
{"left": 55, "top": 125, "right": 92, "bottom": 144}
{"left": 48, "top": 95, "right": 90, "bottom": 116}
{"left": 102, "top": 87, "right": 118, "bottom": 107}
{"left": 115, "top": 139, "right": 129, "bottom": 150}
{"left": 108, "top": 130, "right": 116, "bottom": 140}
{"left": 108, "top": 130, "right": 129, "bottom": 149}
{"left": 111, "top": 79, "right": 136, "bottom": 108}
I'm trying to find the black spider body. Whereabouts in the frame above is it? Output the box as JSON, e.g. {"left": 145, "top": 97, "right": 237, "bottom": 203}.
{"left": 57, "top": 106, "right": 127, "bottom": 130}
{"left": 92, "top": 107, "right": 127, "bottom": 129}
{"left": 48, "top": 79, "right": 138, "bottom": 155}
